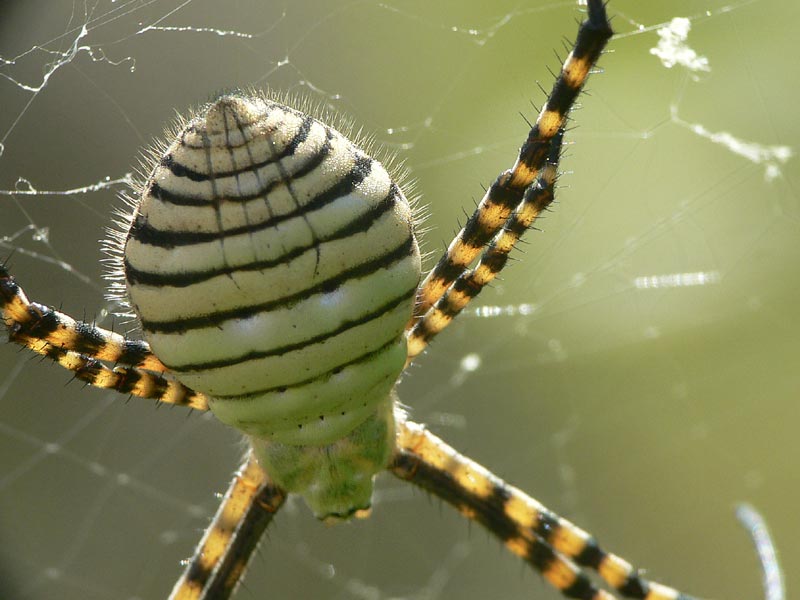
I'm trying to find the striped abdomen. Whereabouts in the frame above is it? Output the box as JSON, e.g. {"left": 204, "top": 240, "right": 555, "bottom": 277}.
{"left": 123, "top": 94, "right": 421, "bottom": 455}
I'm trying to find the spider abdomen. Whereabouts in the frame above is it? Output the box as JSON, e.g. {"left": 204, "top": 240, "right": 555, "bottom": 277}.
{"left": 122, "top": 94, "right": 420, "bottom": 514}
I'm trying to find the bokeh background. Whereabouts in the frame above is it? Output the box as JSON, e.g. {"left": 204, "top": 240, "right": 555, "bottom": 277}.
{"left": 1, "top": 1, "right": 798, "bottom": 599}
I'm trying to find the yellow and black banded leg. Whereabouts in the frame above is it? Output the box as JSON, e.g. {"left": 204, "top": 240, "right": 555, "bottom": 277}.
{"left": 15, "top": 340, "right": 208, "bottom": 409}
{"left": 170, "top": 450, "right": 287, "bottom": 600}
{"left": 412, "top": 0, "right": 612, "bottom": 323}
{"left": 0, "top": 264, "right": 167, "bottom": 371}
{"left": 0, "top": 265, "right": 208, "bottom": 409}
{"left": 407, "top": 129, "right": 562, "bottom": 359}
{"left": 391, "top": 420, "right": 694, "bottom": 600}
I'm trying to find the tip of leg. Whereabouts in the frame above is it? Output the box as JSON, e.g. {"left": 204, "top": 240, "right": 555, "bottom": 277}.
{"left": 586, "top": 0, "right": 612, "bottom": 33}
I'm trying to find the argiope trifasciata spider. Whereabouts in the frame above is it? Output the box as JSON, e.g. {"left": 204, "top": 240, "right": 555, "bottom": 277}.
{"left": 1, "top": 2, "right": 700, "bottom": 599}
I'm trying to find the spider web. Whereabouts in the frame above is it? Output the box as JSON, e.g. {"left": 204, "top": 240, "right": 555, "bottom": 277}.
{"left": 0, "top": 1, "right": 797, "bottom": 599}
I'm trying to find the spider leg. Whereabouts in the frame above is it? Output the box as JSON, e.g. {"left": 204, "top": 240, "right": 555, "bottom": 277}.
{"left": 0, "top": 264, "right": 166, "bottom": 371}
{"left": 407, "top": 129, "right": 562, "bottom": 360}
{"left": 391, "top": 419, "right": 693, "bottom": 600}
{"left": 170, "top": 449, "right": 287, "bottom": 600}
{"left": 1, "top": 265, "right": 209, "bottom": 409}
{"left": 410, "top": 0, "right": 612, "bottom": 331}
{"left": 18, "top": 338, "right": 208, "bottom": 410}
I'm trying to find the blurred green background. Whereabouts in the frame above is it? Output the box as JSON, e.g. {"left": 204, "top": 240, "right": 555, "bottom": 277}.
{"left": 0, "top": 1, "right": 798, "bottom": 599}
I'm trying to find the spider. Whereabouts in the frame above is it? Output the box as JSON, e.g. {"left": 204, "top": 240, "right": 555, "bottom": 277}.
{"left": 0, "top": 2, "right": 695, "bottom": 599}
